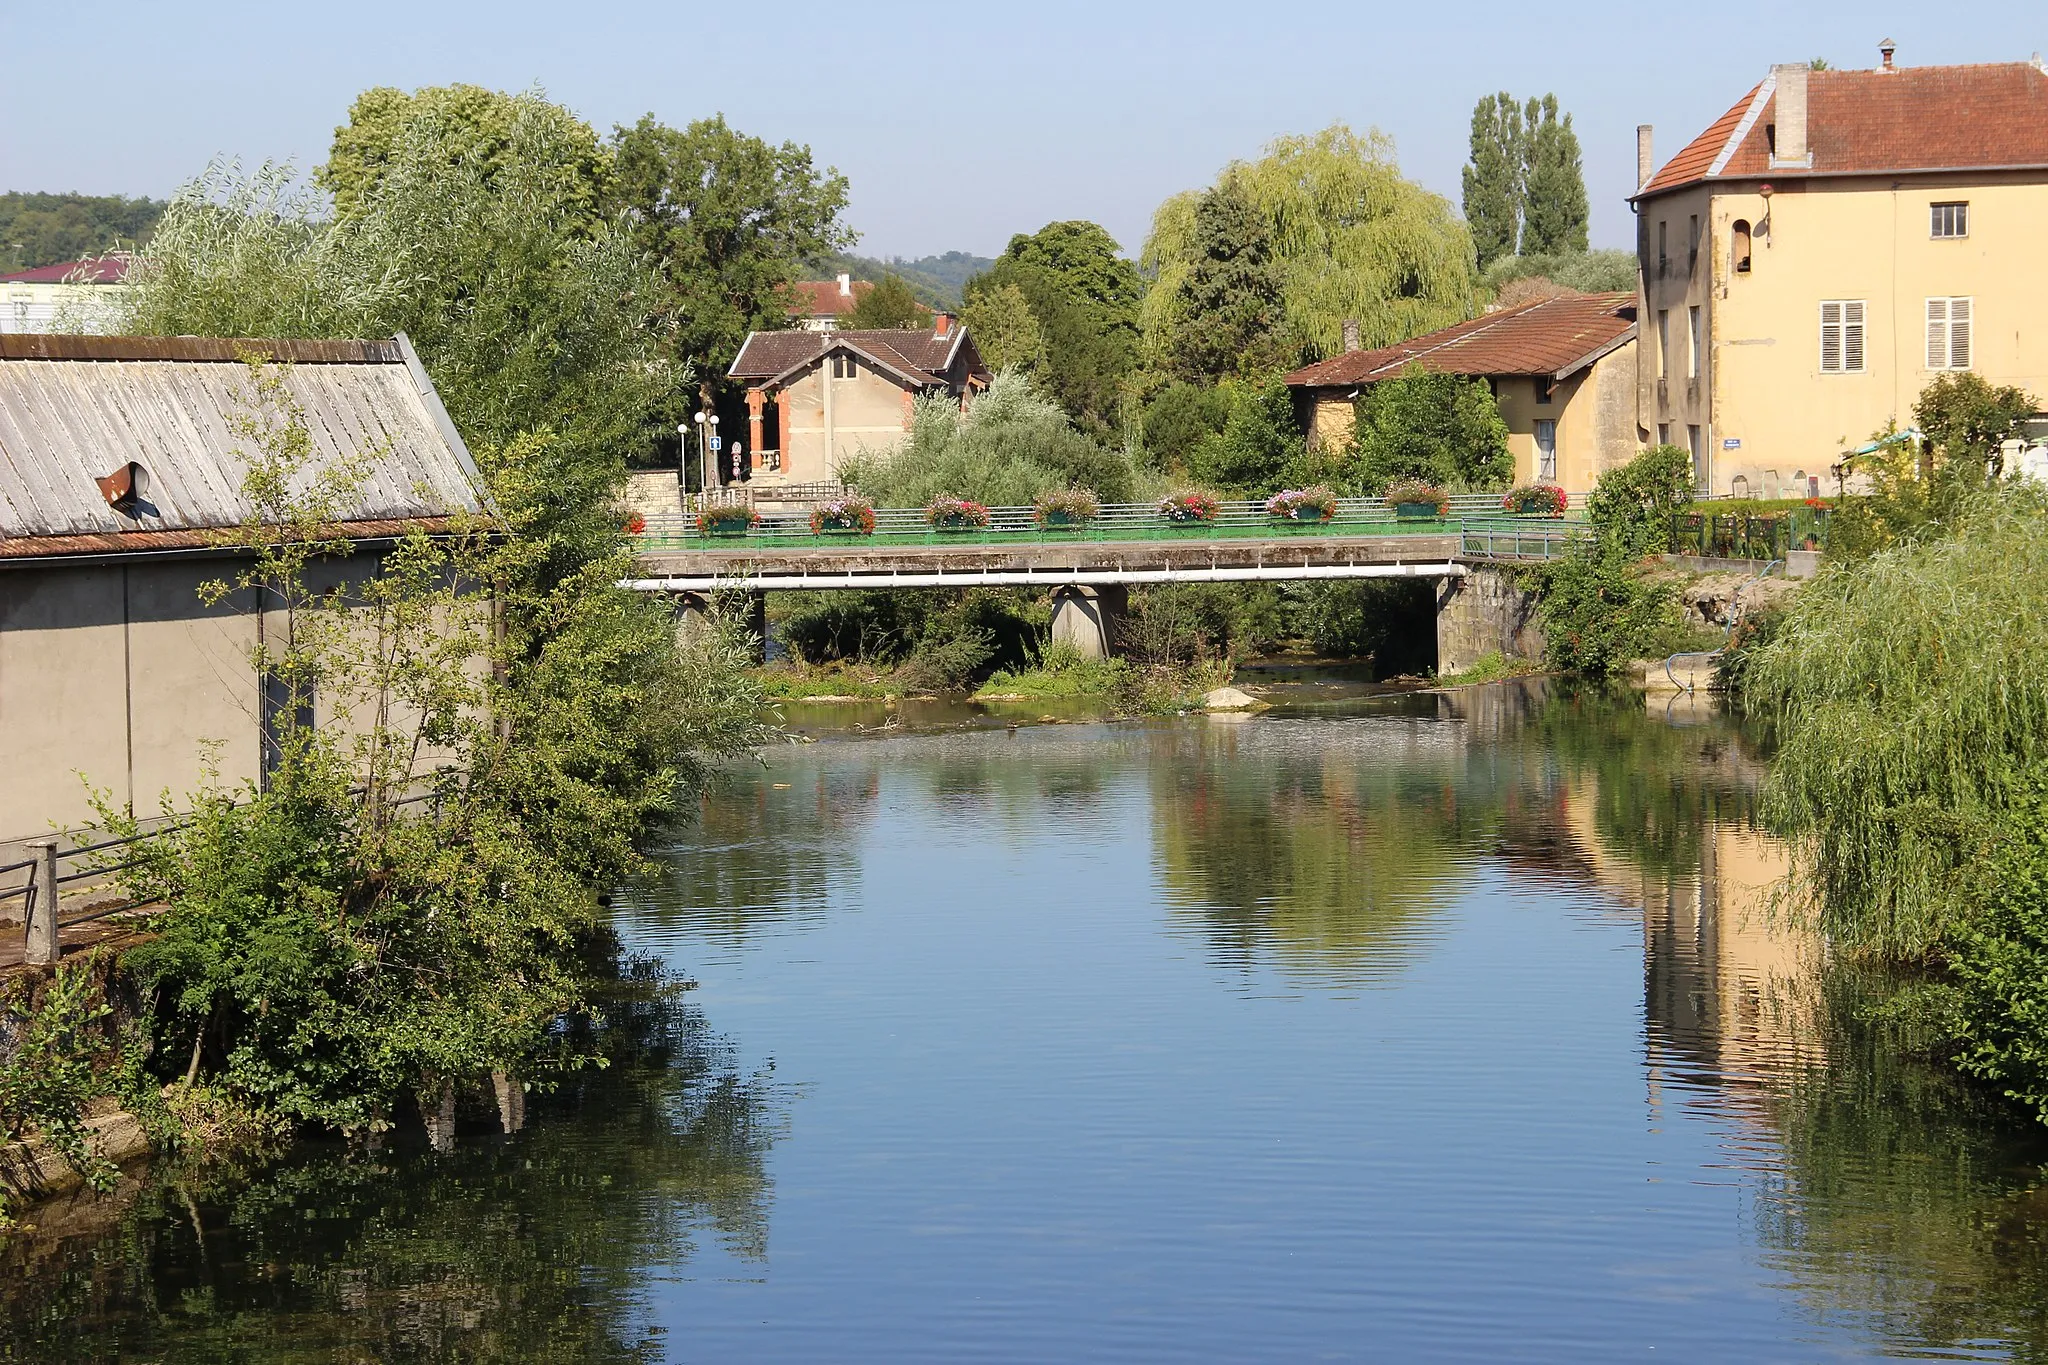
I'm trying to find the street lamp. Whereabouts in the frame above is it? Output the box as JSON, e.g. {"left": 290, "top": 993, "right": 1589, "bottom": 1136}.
{"left": 691, "top": 409, "right": 722, "bottom": 501}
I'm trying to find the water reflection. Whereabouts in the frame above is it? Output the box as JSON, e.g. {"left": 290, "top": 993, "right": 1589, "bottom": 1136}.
{"left": 0, "top": 969, "right": 785, "bottom": 1363}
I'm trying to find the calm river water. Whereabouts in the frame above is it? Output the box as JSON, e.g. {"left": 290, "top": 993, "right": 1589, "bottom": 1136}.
{"left": 8, "top": 681, "right": 2048, "bottom": 1362}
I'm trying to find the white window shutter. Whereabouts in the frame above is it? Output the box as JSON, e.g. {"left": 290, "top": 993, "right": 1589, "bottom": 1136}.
{"left": 1927, "top": 299, "right": 1949, "bottom": 370}
{"left": 1844, "top": 302, "right": 1865, "bottom": 372}
{"left": 1949, "top": 298, "right": 1972, "bottom": 369}
{"left": 1820, "top": 302, "right": 1842, "bottom": 372}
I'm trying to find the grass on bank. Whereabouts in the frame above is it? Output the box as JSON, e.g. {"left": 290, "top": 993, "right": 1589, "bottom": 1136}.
{"left": 1433, "top": 650, "right": 1543, "bottom": 688}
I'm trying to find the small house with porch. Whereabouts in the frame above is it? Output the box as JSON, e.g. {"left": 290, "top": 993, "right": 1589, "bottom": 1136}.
{"left": 1284, "top": 292, "right": 1641, "bottom": 493}
{"left": 727, "top": 316, "right": 991, "bottom": 488}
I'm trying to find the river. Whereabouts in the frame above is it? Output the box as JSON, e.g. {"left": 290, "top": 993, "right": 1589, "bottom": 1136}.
{"left": 6, "top": 680, "right": 2048, "bottom": 1362}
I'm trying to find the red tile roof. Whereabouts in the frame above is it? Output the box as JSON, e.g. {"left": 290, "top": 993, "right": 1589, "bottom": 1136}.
{"left": 729, "top": 327, "right": 986, "bottom": 387}
{"left": 1640, "top": 61, "right": 2048, "bottom": 197}
{"left": 1284, "top": 292, "right": 1637, "bottom": 388}
{"left": 787, "top": 278, "right": 871, "bottom": 317}
{"left": 0, "top": 257, "right": 130, "bottom": 285}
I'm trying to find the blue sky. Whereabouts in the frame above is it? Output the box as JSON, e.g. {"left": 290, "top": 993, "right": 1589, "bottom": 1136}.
{"left": 3, "top": 2, "right": 2041, "bottom": 260}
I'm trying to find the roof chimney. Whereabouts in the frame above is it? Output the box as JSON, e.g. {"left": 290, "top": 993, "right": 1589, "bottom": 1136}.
{"left": 1636, "top": 124, "right": 1655, "bottom": 190}
{"left": 1341, "top": 318, "right": 1361, "bottom": 352}
{"left": 1770, "top": 64, "right": 1812, "bottom": 168}
{"left": 933, "top": 312, "right": 954, "bottom": 340}
{"left": 1879, "top": 38, "right": 1897, "bottom": 71}
{"left": 837, "top": 272, "right": 852, "bottom": 296}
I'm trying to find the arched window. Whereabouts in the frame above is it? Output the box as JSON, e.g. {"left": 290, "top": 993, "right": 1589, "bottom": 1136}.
{"left": 1732, "top": 220, "right": 1753, "bottom": 274}
{"left": 1730, "top": 474, "right": 1750, "bottom": 499}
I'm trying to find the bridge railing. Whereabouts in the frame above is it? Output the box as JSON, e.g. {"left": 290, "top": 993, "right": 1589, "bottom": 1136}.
{"left": 634, "top": 495, "right": 1586, "bottom": 551}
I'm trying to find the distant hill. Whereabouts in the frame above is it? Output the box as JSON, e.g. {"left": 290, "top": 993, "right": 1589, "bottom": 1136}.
{"left": 803, "top": 250, "right": 994, "bottom": 310}
{"left": 0, "top": 192, "right": 165, "bottom": 273}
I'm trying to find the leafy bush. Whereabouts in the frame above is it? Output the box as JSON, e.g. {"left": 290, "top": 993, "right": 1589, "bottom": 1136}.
{"left": 1587, "top": 442, "right": 1693, "bottom": 554}
{"left": 0, "top": 955, "right": 126, "bottom": 1197}
{"left": 1529, "top": 445, "right": 1694, "bottom": 678}
{"left": 1186, "top": 378, "right": 1305, "bottom": 493}
{"left": 1946, "top": 777, "right": 2048, "bottom": 1121}
{"left": 1140, "top": 382, "right": 1231, "bottom": 472}
{"left": 1351, "top": 368, "right": 1511, "bottom": 493}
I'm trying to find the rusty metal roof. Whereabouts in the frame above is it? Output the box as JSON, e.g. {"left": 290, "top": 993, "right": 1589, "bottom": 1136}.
{"left": 0, "top": 333, "right": 486, "bottom": 551}
{"left": 1284, "top": 293, "right": 1638, "bottom": 388}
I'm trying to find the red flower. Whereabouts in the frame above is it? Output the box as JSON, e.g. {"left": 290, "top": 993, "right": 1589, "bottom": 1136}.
{"left": 625, "top": 514, "right": 647, "bottom": 534}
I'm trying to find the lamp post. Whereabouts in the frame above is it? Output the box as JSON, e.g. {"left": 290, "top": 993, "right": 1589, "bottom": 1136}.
{"left": 691, "top": 409, "right": 721, "bottom": 503}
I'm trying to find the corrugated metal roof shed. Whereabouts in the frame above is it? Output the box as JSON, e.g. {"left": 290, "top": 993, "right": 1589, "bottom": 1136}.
{"left": 0, "top": 334, "right": 486, "bottom": 549}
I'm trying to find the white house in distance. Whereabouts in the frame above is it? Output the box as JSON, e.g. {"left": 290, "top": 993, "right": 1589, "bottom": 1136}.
{"left": 1, "top": 257, "right": 131, "bottom": 334}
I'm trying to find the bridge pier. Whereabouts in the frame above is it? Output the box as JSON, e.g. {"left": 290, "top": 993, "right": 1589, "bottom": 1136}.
{"left": 671, "top": 589, "right": 766, "bottom": 662}
{"left": 1435, "top": 566, "right": 1545, "bottom": 674}
{"left": 1049, "top": 584, "right": 1127, "bottom": 659}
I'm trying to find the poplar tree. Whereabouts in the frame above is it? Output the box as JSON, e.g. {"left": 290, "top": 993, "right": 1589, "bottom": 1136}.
{"left": 1161, "top": 178, "right": 1287, "bottom": 381}
{"left": 1461, "top": 94, "right": 1524, "bottom": 269}
{"left": 1520, "top": 95, "right": 1590, "bottom": 255}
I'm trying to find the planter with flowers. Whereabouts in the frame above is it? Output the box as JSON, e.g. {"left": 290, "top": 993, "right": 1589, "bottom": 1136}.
{"left": 926, "top": 496, "right": 991, "bottom": 532}
{"left": 695, "top": 504, "right": 758, "bottom": 537}
{"left": 1265, "top": 486, "right": 1339, "bottom": 524}
{"left": 1385, "top": 479, "right": 1449, "bottom": 521}
{"left": 1502, "top": 483, "right": 1568, "bottom": 518}
{"left": 625, "top": 513, "right": 648, "bottom": 536}
{"left": 810, "top": 496, "right": 876, "bottom": 536}
{"left": 1035, "top": 488, "right": 1100, "bottom": 530}
{"left": 1159, "top": 491, "right": 1221, "bottom": 527}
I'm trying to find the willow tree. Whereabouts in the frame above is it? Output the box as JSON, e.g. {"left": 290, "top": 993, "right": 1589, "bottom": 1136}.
{"left": 1141, "top": 124, "right": 1479, "bottom": 367}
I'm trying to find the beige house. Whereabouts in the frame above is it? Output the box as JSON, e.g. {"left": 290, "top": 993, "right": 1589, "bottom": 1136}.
{"left": 1284, "top": 293, "right": 1640, "bottom": 492}
{"left": 727, "top": 318, "right": 991, "bottom": 487}
{"left": 1633, "top": 48, "right": 2048, "bottom": 494}
{"left": 0, "top": 334, "right": 488, "bottom": 845}
{"left": 787, "top": 274, "right": 873, "bottom": 331}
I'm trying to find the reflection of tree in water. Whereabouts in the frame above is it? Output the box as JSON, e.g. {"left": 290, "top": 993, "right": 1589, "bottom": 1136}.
{"left": 0, "top": 963, "right": 785, "bottom": 1363}
{"left": 1754, "top": 966, "right": 2048, "bottom": 1360}
{"left": 1151, "top": 720, "right": 1483, "bottom": 986}
{"left": 621, "top": 761, "right": 882, "bottom": 945}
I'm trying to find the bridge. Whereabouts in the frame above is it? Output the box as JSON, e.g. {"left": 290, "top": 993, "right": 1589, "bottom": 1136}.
{"left": 628, "top": 496, "right": 1578, "bottom": 667}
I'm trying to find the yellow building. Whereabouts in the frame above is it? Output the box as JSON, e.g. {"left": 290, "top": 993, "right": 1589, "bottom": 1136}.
{"left": 1283, "top": 292, "right": 1641, "bottom": 494}
{"left": 1633, "top": 48, "right": 2048, "bottom": 494}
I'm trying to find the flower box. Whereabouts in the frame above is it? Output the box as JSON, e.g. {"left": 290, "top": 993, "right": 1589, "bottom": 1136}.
{"left": 694, "top": 506, "right": 758, "bottom": 537}
{"left": 1395, "top": 502, "right": 1442, "bottom": 521}
{"left": 1265, "top": 486, "right": 1338, "bottom": 523}
{"left": 1159, "top": 491, "right": 1220, "bottom": 525}
{"left": 1035, "top": 488, "right": 1100, "bottom": 530}
{"left": 1502, "top": 483, "right": 1568, "bottom": 517}
{"left": 1384, "top": 479, "right": 1449, "bottom": 521}
{"left": 926, "top": 497, "right": 991, "bottom": 533}
{"left": 810, "top": 496, "right": 876, "bottom": 536}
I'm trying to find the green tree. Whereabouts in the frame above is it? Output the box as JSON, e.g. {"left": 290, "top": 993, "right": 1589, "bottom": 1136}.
{"left": 1349, "top": 368, "right": 1511, "bottom": 492}
{"left": 607, "top": 113, "right": 853, "bottom": 409}
{"left": 0, "top": 192, "right": 164, "bottom": 273}
{"left": 1913, "top": 370, "right": 2039, "bottom": 482}
{"left": 1461, "top": 94, "right": 1525, "bottom": 270}
{"left": 960, "top": 281, "right": 1048, "bottom": 373}
{"left": 1159, "top": 177, "right": 1288, "bottom": 382}
{"left": 966, "top": 221, "right": 1144, "bottom": 434}
{"left": 845, "top": 272, "right": 931, "bottom": 330}
{"left": 1141, "top": 382, "right": 1231, "bottom": 472}
{"left": 1531, "top": 444, "right": 1695, "bottom": 677}
{"left": 1187, "top": 378, "right": 1305, "bottom": 493}
{"left": 317, "top": 84, "right": 611, "bottom": 228}
{"left": 1520, "top": 95, "right": 1589, "bottom": 255}
{"left": 1143, "top": 124, "right": 1478, "bottom": 364}
{"left": 1482, "top": 248, "right": 1637, "bottom": 298}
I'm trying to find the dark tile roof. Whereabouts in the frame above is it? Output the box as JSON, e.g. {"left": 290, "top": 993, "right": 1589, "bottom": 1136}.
{"left": 729, "top": 327, "right": 974, "bottom": 385}
{"left": 0, "top": 257, "right": 130, "bottom": 285}
{"left": 1284, "top": 292, "right": 1637, "bottom": 388}
{"left": 1640, "top": 61, "right": 2048, "bottom": 197}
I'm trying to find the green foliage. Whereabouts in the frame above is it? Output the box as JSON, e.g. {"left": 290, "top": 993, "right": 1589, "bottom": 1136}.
{"left": 1531, "top": 444, "right": 1695, "bottom": 677}
{"left": 980, "top": 642, "right": 1129, "bottom": 698}
{"left": 1143, "top": 124, "right": 1478, "bottom": 364}
{"left": 966, "top": 221, "right": 1143, "bottom": 434}
{"left": 838, "top": 370, "right": 1135, "bottom": 508}
{"left": 0, "top": 191, "right": 164, "bottom": 273}
{"left": 1462, "top": 94, "right": 1525, "bottom": 269}
{"left": 1186, "top": 378, "right": 1305, "bottom": 493}
{"left": 844, "top": 272, "right": 931, "bottom": 330}
{"left": 805, "top": 249, "right": 993, "bottom": 310}
{"left": 774, "top": 587, "right": 1039, "bottom": 691}
{"left": 1482, "top": 249, "right": 1636, "bottom": 296}
{"left": 1140, "top": 382, "right": 1231, "bottom": 472}
{"left": 1349, "top": 368, "right": 1512, "bottom": 493}
{"left": 1744, "top": 488, "right": 2048, "bottom": 962}
{"left": 959, "top": 281, "right": 1047, "bottom": 373}
{"left": 1916, "top": 371, "right": 2039, "bottom": 483}
{"left": 1293, "top": 580, "right": 1436, "bottom": 673}
{"left": 607, "top": 113, "right": 853, "bottom": 408}
{"left": 1520, "top": 95, "right": 1589, "bottom": 255}
{"left": 0, "top": 955, "right": 124, "bottom": 1198}
{"left": 1157, "top": 178, "right": 1288, "bottom": 382}
{"left": 1947, "top": 777, "right": 2048, "bottom": 1121}
{"left": 316, "top": 84, "right": 611, "bottom": 229}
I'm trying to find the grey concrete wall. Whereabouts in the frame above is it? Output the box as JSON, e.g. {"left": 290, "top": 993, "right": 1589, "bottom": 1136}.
{"left": 1435, "top": 567, "right": 1546, "bottom": 675}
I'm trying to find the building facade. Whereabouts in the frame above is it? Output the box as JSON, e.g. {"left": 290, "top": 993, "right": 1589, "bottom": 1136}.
{"left": 1633, "top": 51, "right": 2048, "bottom": 494}
{"left": 0, "top": 258, "right": 130, "bottom": 334}
{"left": 726, "top": 318, "right": 991, "bottom": 487}
{"left": 1284, "top": 292, "right": 1641, "bottom": 493}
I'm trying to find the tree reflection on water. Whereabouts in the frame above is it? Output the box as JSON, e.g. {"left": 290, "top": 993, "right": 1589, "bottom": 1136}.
{"left": 0, "top": 961, "right": 785, "bottom": 1363}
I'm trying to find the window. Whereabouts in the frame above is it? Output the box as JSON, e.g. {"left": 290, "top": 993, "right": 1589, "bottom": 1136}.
{"left": 830, "top": 353, "right": 858, "bottom": 380}
{"left": 1535, "top": 376, "right": 1556, "bottom": 405}
{"left": 1658, "top": 220, "right": 1669, "bottom": 274}
{"left": 1931, "top": 202, "right": 1970, "bottom": 239}
{"left": 1926, "top": 297, "right": 1972, "bottom": 370}
{"left": 1731, "top": 220, "right": 1753, "bottom": 274}
{"left": 1658, "top": 309, "right": 1671, "bottom": 378}
{"left": 1658, "top": 422, "right": 1672, "bottom": 447}
{"left": 1819, "top": 300, "right": 1867, "bottom": 373}
{"left": 1687, "top": 425, "right": 1706, "bottom": 489}
{"left": 1535, "top": 420, "right": 1558, "bottom": 481}
{"left": 1688, "top": 214, "right": 1700, "bottom": 271}
{"left": 1688, "top": 307, "right": 1702, "bottom": 380}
